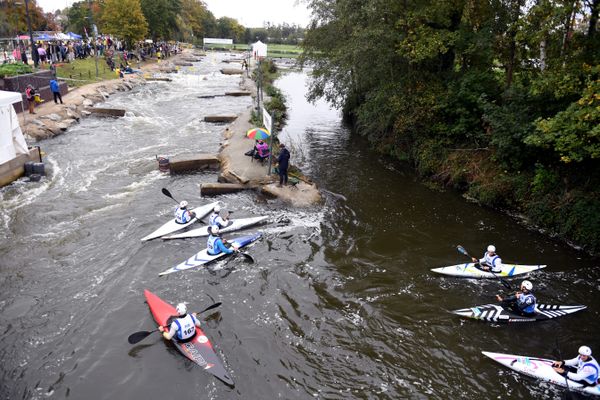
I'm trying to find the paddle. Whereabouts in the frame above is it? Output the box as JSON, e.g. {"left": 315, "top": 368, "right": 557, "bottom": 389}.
{"left": 161, "top": 188, "right": 203, "bottom": 223}
{"left": 553, "top": 324, "right": 572, "bottom": 399}
{"left": 221, "top": 237, "right": 254, "bottom": 263}
{"left": 161, "top": 188, "right": 179, "bottom": 204}
{"left": 456, "top": 245, "right": 513, "bottom": 290}
{"left": 127, "top": 302, "right": 222, "bottom": 344}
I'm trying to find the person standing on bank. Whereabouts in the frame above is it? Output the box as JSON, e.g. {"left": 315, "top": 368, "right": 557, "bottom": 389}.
{"left": 277, "top": 143, "right": 290, "bottom": 187}
{"left": 49, "top": 78, "right": 63, "bottom": 104}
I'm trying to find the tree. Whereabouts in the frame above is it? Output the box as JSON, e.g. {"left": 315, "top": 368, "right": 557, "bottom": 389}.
{"left": 101, "top": 0, "right": 148, "bottom": 46}
{"left": 140, "top": 0, "right": 181, "bottom": 40}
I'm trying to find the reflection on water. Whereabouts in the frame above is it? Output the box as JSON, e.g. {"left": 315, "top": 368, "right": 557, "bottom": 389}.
{"left": 0, "top": 57, "right": 597, "bottom": 400}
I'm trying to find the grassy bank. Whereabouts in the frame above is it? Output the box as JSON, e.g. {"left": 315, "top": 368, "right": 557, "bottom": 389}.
{"left": 201, "top": 43, "right": 302, "bottom": 58}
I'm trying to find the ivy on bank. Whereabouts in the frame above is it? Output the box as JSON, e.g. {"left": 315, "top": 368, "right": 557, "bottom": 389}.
{"left": 302, "top": 0, "right": 600, "bottom": 253}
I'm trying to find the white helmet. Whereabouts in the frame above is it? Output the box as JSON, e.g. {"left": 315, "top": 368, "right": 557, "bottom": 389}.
{"left": 521, "top": 280, "right": 533, "bottom": 291}
{"left": 211, "top": 225, "right": 219, "bottom": 235}
{"left": 176, "top": 303, "right": 187, "bottom": 316}
{"left": 179, "top": 200, "right": 188, "bottom": 209}
{"left": 487, "top": 245, "right": 496, "bottom": 253}
{"left": 214, "top": 205, "right": 221, "bottom": 213}
{"left": 579, "top": 346, "right": 592, "bottom": 356}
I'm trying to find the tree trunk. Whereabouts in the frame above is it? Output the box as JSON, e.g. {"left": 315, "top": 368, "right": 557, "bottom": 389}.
{"left": 588, "top": 0, "right": 599, "bottom": 38}
{"left": 505, "top": 0, "right": 523, "bottom": 88}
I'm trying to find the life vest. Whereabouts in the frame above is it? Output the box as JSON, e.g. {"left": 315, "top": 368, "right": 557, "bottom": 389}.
{"left": 173, "top": 314, "right": 197, "bottom": 341}
{"left": 174, "top": 207, "right": 190, "bottom": 224}
{"left": 26, "top": 87, "right": 34, "bottom": 100}
{"left": 208, "top": 212, "right": 219, "bottom": 226}
{"left": 517, "top": 292, "right": 536, "bottom": 314}
{"left": 482, "top": 253, "right": 502, "bottom": 272}
{"left": 578, "top": 357, "right": 600, "bottom": 385}
{"left": 207, "top": 234, "right": 220, "bottom": 255}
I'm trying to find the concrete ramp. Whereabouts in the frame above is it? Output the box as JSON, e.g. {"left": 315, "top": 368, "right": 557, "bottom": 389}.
{"left": 204, "top": 115, "right": 237, "bottom": 123}
{"left": 169, "top": 154, "right": 220, "bottom": 173}
{"left": 88, "top": 108, "right": 126, "bottom": 117}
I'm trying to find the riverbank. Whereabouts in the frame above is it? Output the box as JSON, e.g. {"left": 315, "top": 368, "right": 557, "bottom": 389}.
{"left": 217, "top": 62, "right": 322, "bottom": 207}
{"left": 16, "top": 50, "right": 195, "bottom": 141}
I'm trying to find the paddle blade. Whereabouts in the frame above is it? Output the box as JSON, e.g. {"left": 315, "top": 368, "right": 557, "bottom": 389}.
{"left": 238, "top": 251, "right": 254, "bottom": 263}
{"left": 456, "top": 245, "right": 470, "bottom": 258}
{"left": 198, "top": 302, "right": 222, "bottom": 314}
{"left": 162, "top": 188, "right": 176, "bottom": 201}
{"left": 128, "top": 329, "right": 156, "bottom": 344}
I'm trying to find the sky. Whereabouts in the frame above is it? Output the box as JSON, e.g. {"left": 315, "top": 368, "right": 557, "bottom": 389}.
{"left": 37, "top": 0, "right": 312, "bottom": 28}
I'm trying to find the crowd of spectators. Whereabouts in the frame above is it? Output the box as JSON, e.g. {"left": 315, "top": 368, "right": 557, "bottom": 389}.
{"left": 1, "top": 37, "right": 182, "bottom": 71}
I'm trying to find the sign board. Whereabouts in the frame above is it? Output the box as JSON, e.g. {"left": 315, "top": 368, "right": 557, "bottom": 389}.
{"left": 262, "top": 107, "right": 272, "bottom": 131}
{"left": 203, "top": 38, "right": 233, "bottom": 45}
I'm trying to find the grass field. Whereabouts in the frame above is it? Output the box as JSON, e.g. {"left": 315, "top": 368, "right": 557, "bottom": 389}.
{"left": 202, "top": 43, "right": 303, "bottom": 58}
{"left": 51, "top": 57, "right": 144, "bottom": 87}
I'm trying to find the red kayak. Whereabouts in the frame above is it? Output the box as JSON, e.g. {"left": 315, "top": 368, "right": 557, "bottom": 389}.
{"left": 143, "top": 289, "right": 234, "bottom": 386}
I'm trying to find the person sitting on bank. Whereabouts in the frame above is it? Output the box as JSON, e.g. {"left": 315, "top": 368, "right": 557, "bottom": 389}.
{"left": 25, "top": 85, "right": 37, "bottom": 114}
{"left": 208, "top": 205, "right": 230, "bottom": 228}
{"left": 496, "top": 280, "right": 537, "bottom": 316}
{"left": 553, "top": 346, "right": 600, "bottom": 387}
{"left": 158, "top": 303, "right": 200, "bottom": 342}
{"left": 207, "top": 226, "right": 237, "bottom": 256}
{"left": 174, "top": 201, "right": 196, "bottom": 224}
{"left": 471, "top": 244, "right": 502, "bottom": 273}
{"left": 254, "top": 140, "right": 270, "bottom": 162}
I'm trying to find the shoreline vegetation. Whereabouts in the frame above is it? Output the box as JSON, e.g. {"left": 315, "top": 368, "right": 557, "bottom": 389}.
{"left": 301, "top": 1, "right": 600, "bottom": 255}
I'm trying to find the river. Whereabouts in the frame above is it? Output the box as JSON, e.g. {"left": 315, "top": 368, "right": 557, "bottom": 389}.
{"left": 0, "top": 52, "right": 598, "bottom": 400}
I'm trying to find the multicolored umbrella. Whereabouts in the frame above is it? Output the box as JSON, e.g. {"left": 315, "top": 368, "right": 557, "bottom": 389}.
{"left": 246, "top": 127, "right": 271, "bottom": 140}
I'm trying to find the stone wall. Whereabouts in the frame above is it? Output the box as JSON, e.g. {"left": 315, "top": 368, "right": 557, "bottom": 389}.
{"left": 1, "top": 71, "right": 68, "bottom": 111}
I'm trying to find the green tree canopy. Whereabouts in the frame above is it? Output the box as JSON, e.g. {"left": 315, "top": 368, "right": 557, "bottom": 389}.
{"left": 101, "top": 0, "right": 148, "bottom": 46}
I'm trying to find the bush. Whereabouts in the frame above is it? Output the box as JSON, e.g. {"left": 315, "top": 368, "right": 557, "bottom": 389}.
{"left": 0, "top": 62, "right": 33, "bottom": 78}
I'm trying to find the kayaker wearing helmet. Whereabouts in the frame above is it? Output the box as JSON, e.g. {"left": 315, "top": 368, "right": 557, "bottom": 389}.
{"left": 496, "top": 280, "right": 537, "bottom": 316}
{"left": 174, "top": 200, "right": 196, "bottom": 224}
{"left": 207, "top": 225, "right": 238, "bottom": 256}
{"left": 472, "top": 244, "right": 503, "bottom": 273}
{"left": 208, "top": 205, "right": 230, "bottom": 228}
{"left": 553, "top": 346, "right": 600, "bottom": 387}
{"left": 158, "top": 303, "right": 201, "bottom": 342}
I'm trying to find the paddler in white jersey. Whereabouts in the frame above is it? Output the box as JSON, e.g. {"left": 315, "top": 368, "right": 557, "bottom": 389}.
{"left": 208, "top": 205, "right": 230, "bottom": 228}
{"left": 158, "top": 303, "right": 201, "bottom": 342}
{"left": 174, "top": 201, "right": 196, "bottom": 224}
{"left": 206, "top": 225, "right": 237, "bottom": 255}
{"left": 553, "top": 346, "right": 600, "bottom": 387}
{"left": 471, "top": 244, "right": 502, "bottom": 273}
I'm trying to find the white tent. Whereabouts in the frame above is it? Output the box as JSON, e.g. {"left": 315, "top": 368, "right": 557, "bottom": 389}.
{"left": 0, "top": 91, "right": 28, "bottom": 165}
{"left": 252, "top": 40, "right": 267, "bottom": 58}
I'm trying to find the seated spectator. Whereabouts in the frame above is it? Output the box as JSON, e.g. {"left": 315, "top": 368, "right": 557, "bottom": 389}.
{"left": 254, "top": 140, "right": 270, "bottom": 162}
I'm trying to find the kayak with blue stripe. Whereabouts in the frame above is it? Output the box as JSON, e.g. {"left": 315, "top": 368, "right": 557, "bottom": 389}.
{"left": 158, "top": 233, "right": 262, "bottom": 276}
{"left": 431, "top": 262, "right": 545, "bottom": 278}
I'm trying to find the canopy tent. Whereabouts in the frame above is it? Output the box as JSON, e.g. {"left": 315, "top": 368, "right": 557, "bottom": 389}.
{"left": 54, "top": 32, "right": 71, "bottom": 40}
{"left": 67, "top": 32, "right": 82, "bottom": 39}
{"left": 34, "top": 33, "right": 53, "bottom": 41}
{"left": 0, "top": 91, "right": 28, "bottom": 165}
{"left": 252, "top": 40, "right": 267, "bottom": 58}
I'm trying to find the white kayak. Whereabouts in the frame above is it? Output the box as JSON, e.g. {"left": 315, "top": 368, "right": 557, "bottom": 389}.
{"left": 452, "top": 303, "right": 587, "bottom": 323}
{"left": 431, "top": 262, "right": 546, "bottom": 278}
{"left": 161, "top": 216, "right": 268, "bottom": 240}
{"left": 140, "top": 202, "right": 218, "bottom": 241}
{"left": 158, "top": 233, "right": 262, "bottom": 276}
{"left": 482, "top": 351, "right": 600, "bottom": 396}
